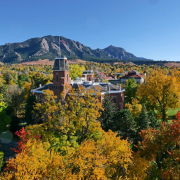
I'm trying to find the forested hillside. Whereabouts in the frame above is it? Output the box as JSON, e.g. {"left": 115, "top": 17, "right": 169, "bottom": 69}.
{"left": 0, "top": 35, "right": 152, "bottom": 63}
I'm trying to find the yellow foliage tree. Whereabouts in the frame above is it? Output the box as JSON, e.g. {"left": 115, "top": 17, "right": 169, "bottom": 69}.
{"left": 0, "top": 139, "right": 68, "bottom": 180}
{"left": 136, "top": 70, "right": 180, "bottom": 121}
{"left": 28, "top": 86, "right": 104, "bottom": 154}
{"left": 0, "top": 76, "right": 5, "bottom": 85}
{"left": 1, "top": 131, "right": 149, "bottom": 180}
{"left": 0, "top": 83, "right": 150, "bottom": 179}
{"left": 125, "top": 98, "right": 142, "bottom": 121}
{"left": 69, "top": 64, "right": 85, "bottom": 80}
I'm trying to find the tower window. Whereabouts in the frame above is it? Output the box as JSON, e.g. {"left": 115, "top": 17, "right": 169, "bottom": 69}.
{"left": 67, "top": 74, "right": 68, "bottom": 82}
{"left": 113, "top": 96, "right": 116, "bottom": 103}
{"left": 89, "top": 76, "right": 91, "bottom": 81}
{"left": 56, "top": 74, "right": 58, "bottom": 82}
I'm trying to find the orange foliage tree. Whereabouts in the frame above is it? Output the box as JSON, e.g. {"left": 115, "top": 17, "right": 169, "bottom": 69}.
{"left": 137, "top": 111, "right": 180, "bottom": 179}
{"left": 1, "top": 130, "right": 149, "bottom": 180}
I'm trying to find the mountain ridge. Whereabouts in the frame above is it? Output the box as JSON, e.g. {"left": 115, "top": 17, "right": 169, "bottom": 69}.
{"left": 0, "top": 35, "right": 152, "bottom": 63}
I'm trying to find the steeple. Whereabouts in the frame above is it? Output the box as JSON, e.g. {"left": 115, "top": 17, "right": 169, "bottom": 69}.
{"left": 52, "top": 57, "right": 70, "bottom": 98}
{"left": 53, "top": 57, "right": 70, "bottom": 71}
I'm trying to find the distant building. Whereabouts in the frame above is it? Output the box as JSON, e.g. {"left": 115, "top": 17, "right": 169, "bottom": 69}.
{"left": 109, "top": 70, "right": 145, "bottom": 85}
{"left": 32, "top": 57, "right": 125, "bottom": 110}
{"left": 120, "top": 70, "right": 145, "bottom": 84}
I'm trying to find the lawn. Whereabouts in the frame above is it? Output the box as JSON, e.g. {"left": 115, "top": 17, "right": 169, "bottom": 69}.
{"left": 167, "top": 108, "right": 180, "bottom": 123}
{"left": 154, "top": 108, "right": 179, "bottom": 123}
{"left": 167, "top": 108, "right": 179, "bottom": 117}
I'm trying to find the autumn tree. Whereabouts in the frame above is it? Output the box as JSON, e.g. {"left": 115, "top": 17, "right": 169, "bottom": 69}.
{"left": 30, "top": 72, "right": 48, "bottom": 88}
{"left": 1, "top": 129, "right": 149, "bottom": 180}
{"left": 3, "top": 71, "right": 13, "bottom": 85}
{"left": 136, "top": 70, "right": 180, "bottom": 122}
{"left": 69, "top": 64, "right": 85, "bottom": 80}
{"left": 18, "top": 73, "right": 30, "bottom": 88}
{"left": 0, "top": 85, "right": 12, "bottom": 106}
{"left": 8, "top": 84, "right": 26, "bottom": 117}
{"left": 125, "top": 98, "right": 142, "bottom": 121}
{"left": 0, "top": 94, "right": 11, "bottom": 133}
{"left": 28, "top": 86, "right": 104, "bottom": 154}
{"left": 0, "top": 76, "right": 5, "bottom": 86}
{"left": 2, "top": 71, "right": 17, "bottom": 85}
{"left": 137, "top": 111, "right": 180, "bottom": 179}
{"left": 32, "top": 89, "right": 59, "bottom": 124}
{"left": 125, "top": 78, "right": 137, "bottom": 104}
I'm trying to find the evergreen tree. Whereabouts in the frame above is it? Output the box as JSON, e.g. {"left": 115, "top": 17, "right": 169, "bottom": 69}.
{"left": 24, "top": 92, "right": 37, "bottom": 125}
{"left": 9, "top": 115, "right": 20, "bottom": 135}
{"left": 100, "top": 93, "right": 117, "bottom": 131}
{"left": 113, "top": 109, "right": 137, "bottom": 141}
{"left": 148, "top": 111, "right": 161, "bottom": 130}
{"left": 4, "top": 72, "right": 12, "bottom": 85}
{"left": 137, "top": 104, "right": 150, "bottom": 131}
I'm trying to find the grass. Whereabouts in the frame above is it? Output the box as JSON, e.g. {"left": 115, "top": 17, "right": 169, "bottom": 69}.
{"left": 154, "top": 108, "right": 180, "bottom": 123}
{"left": 167, "top": 108, "right": 179, "bottom": 117}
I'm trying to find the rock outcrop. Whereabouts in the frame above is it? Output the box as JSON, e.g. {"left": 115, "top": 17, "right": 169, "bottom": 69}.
{"left": 0, "top": 35, "right": 151, "bottom": 63}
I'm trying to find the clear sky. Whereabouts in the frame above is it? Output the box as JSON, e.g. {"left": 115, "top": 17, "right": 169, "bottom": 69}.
{"left": 0, "top": 0, "right": 180, "bottom": 61}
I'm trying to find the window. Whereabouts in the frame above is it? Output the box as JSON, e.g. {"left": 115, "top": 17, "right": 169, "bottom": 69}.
{"left": 113, "top": 96, "right": 116, "bottom": 103}
{"left": 67, "top": 74, "right": 68, "bottom": 82}
{"left": 89, "top": 76, "right": 91, "bottom": 81}
{"left": 56, "top": 74, "right": 58, "bottom": 82}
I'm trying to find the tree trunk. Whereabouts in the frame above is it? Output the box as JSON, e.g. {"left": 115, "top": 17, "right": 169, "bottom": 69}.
{"left": 162, "top": 107, "right": 166, "bottom": 122}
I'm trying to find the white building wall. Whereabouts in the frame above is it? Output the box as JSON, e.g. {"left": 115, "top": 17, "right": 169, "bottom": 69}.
{"left": 120, "top": 78, "right": 145, "bottom": 84}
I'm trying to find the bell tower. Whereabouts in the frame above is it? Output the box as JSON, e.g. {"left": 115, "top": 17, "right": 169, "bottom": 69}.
{"left": 51, "top": 57, "right": 70, "bottom": 97}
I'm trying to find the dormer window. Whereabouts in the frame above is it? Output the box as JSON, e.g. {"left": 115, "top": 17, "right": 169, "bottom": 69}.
{"left": 56, "top": 74, "right": 58, "bottom": 82}
{"left": 113, "top": 96, "right": 116, "bottom": 103}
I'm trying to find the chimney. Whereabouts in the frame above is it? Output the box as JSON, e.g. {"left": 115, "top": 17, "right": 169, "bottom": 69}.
{"left": 39, "top": 84, "right": 41, "bottom": 88}
{"left": 108, "top": 84, "right": 110, "bottom": 91}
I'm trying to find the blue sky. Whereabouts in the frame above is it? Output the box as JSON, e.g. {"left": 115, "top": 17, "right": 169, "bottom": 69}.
{"left": 0, "top": 0, "right": 180, "bottom": 61}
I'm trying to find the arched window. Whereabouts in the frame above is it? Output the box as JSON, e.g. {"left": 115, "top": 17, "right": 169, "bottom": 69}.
{"left": 113, "top": 96, "right": 116, "bottom": 103}
{"left": 89, "top": 76, "right": 91, "bottom": 81}
{"left": 56, "top": 74, "right": 58, "bottom": 82}
{"left": 67, "top": 74, "right": 68, "bottom": 82}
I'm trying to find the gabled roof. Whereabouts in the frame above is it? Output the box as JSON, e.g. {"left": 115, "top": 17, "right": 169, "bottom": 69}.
{"left": 128, "top": 70, "right": 140, "bottom": 74}
{"left": 121, "top": 74, "right": 144, "bottom": 79}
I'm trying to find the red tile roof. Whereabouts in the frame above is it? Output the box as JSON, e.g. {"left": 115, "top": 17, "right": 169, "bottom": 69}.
{"left": 121, "top": 74, "right": 143, "bottom": 79}
{"left": 99, "top": 72, "right": 106, "bottom": 76}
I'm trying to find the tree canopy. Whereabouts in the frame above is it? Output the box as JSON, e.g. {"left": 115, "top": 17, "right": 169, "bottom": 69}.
{"left": 136, "top": 70, "right": 180, "bottom": 122}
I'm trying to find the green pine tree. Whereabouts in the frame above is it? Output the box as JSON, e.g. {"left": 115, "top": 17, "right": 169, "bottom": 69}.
{"left": 148, "top": 111, "right": 161, "bottom": 130}
{"left": 137, "top": 104, "right": 150, "bottom": 131}
{"left": 24, "top": 92, "right": 37, "bottom": 125}
{"left": 100, "top": 93, "right": 117, "bottom": 131}
{"left": 113, "top": 109, "right": 137, "bottom": 141}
